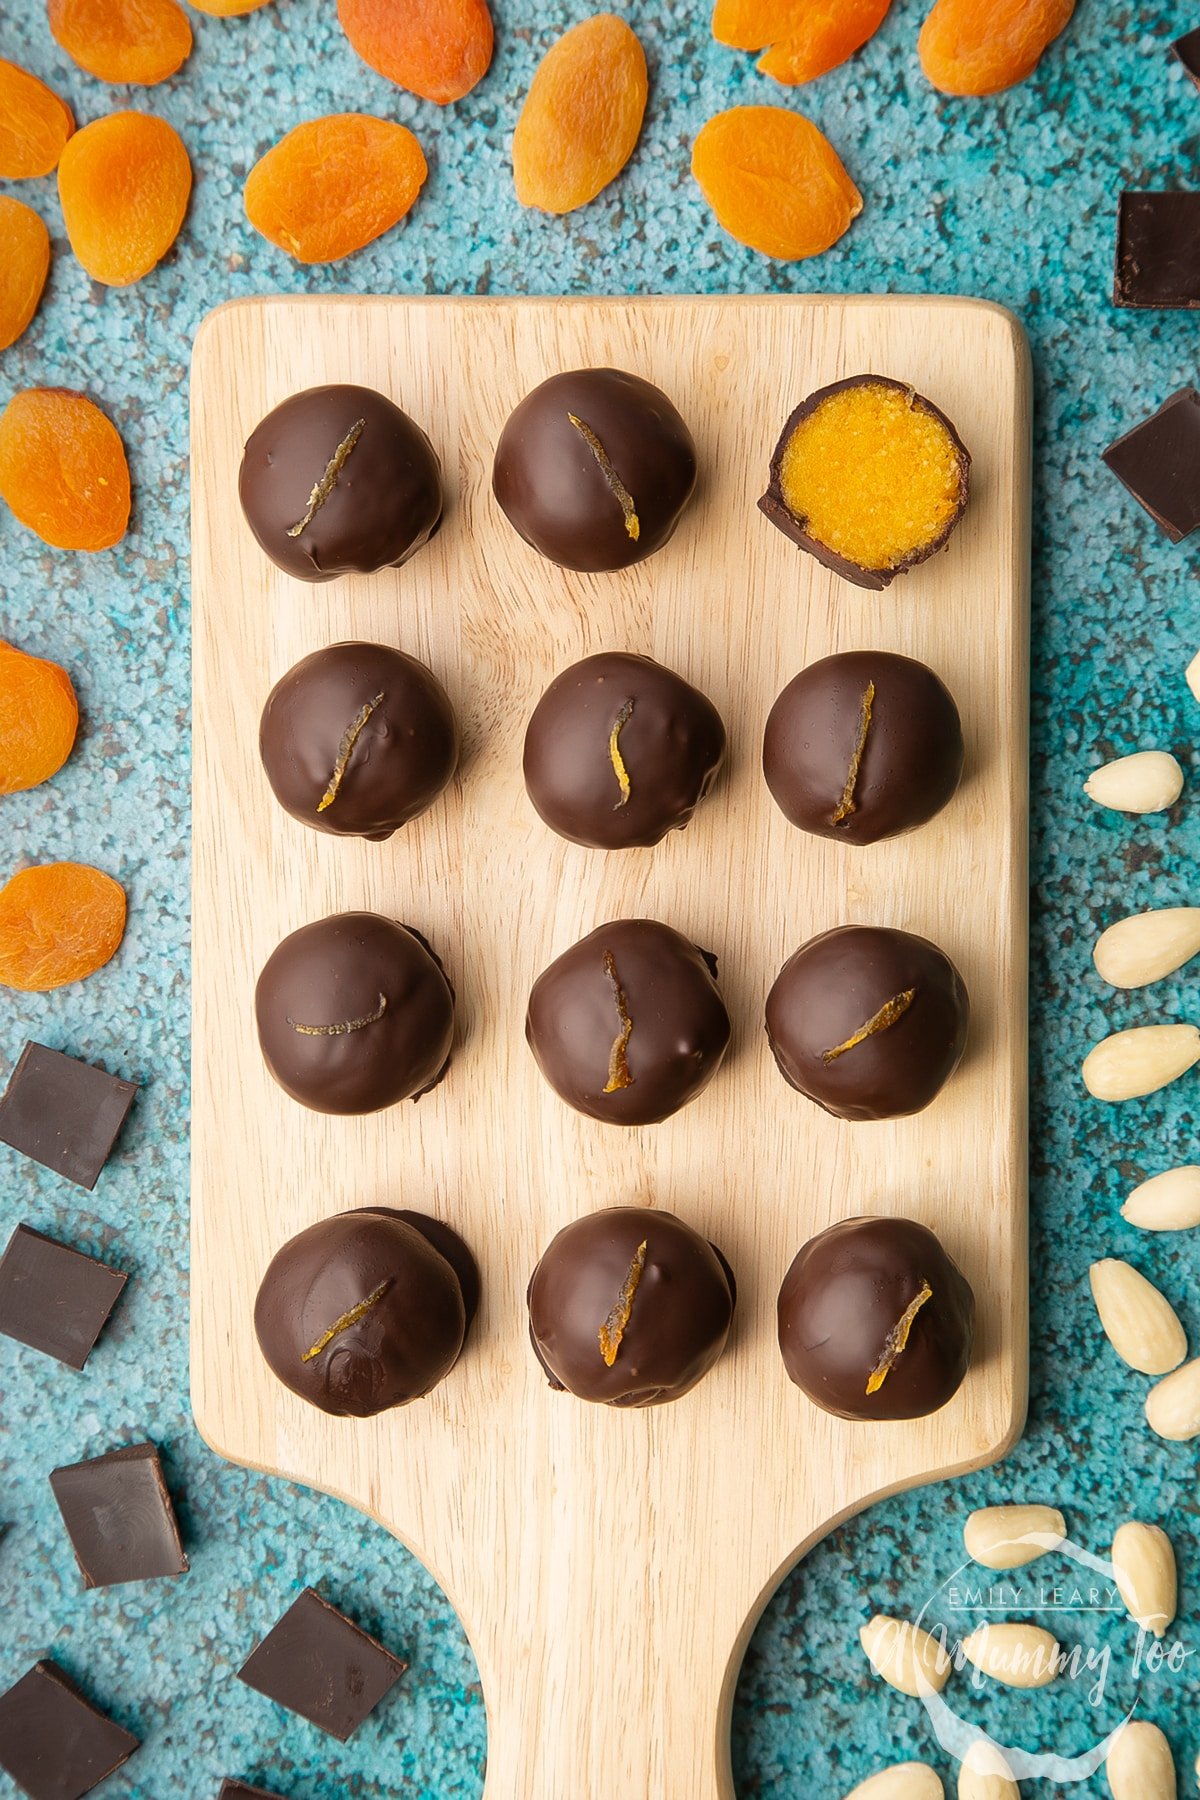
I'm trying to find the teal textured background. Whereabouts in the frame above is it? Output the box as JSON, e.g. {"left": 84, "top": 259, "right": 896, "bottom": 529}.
{"left": 2, "top": 1, "right": 1199, "bottom": 1794}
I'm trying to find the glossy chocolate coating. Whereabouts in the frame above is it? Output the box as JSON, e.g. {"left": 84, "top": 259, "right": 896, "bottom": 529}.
{"left": 259, "top": 642, "right": 459, "bottom": 841}
{"left": 492, "top": 368, "right": 697, "bottom": 573}
{"left": 758, "top": 375, "right": 971, "bottom": 592}
{"left": 239, "top": 384, "right": 442, "bottom": 582}
{"left": 527, "top": 1207, "right": 735, "bottom": 1406}
{"left": 777, "top": 1216, "right": 974, "bottom": 1421}
{"left": 254, "top": 1208, "right": 477, "bottom": 1417}
{"left": 255, "top": 913, "right": 454, "bottom": 1115}
{"left": 763, "top": 650, "right": 964, "bottom": 845}
{"left": 523, "top": 652, "right": 726, "bottom": 849}
{"left": 765, "top": 926, "right": 969, "bottom": 1122}
{"left": 526, "top": 919, "right": 731, "bottom": 1126}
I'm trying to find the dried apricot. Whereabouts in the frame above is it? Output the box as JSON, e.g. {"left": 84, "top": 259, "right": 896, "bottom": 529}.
{"left": 919, "top": 0, "right": 1075, "bottom": 95}
{"left": 187, "top": 0, "right": 272, "bottom": 12}
{"left": 513, "top": 15, "right": 648, "bottom": 216}
{"left": 692, "top": 106, "right": 862, "bottom": 261}
{"left": 0, "top": 864, "right": 126, "bottom": 992}
{"left": 713, "top": 0, "right": 892, "bottom": 85}
{"left": 48, "top": 0, "right": 193, "bottom": 86}
{"left": 338, "top": 0, "right": 493, "bottom": 105}
{"left": 0, "top": 199, "right": 51, "bottom": 353}
{"left": 0, "top": 643, "right": 79, "bottom": 795}
{"left": 0, "top": 59, "right": 74, "bottom": 179}
{"left": 245, "top": 115, "right": 427, "bottom": 264}
{"left": 58, "top": 112, "right": 192, "bottom": 287}
{"left": 0, "top": 389, "right": 131, "bottom": 552}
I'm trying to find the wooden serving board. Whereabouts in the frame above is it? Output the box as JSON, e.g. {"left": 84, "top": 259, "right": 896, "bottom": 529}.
{"left": 191, "top": 296, "right": 1030, "bottom": 1799}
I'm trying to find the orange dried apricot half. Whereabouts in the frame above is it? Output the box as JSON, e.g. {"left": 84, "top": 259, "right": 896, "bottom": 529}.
{"left": 692, "top": 106, "right": 862, "bottom": 261}
{"left": 919, "top": 0, "right": 1076, "bottom": 95}
{"left": 48, "top": 0, "right": 193, "bottom": 86}
{"left": 0, "top": 198, "right": 51, "bottom": 353}
{"left": 0, "top": 863, "right": 126, "bottom": 992}
{"left": 0, "top": 643, "right": 79, "bottom": 795}
{"left": 338, "top": 0, "right": 493, "bottom": 105}
{"left": 713, "top": 0, "right": 892, "bottom": 85}
{"left": 513, "top": 14, "right": 648, "bottom": 215}
{"left": 245, "top": 115, "right": 427, "bottom": 264}
{"left": 187, "top": 0, "right": 272, "bottom": 12}
{"left": 0, "top": 389, "right": 131, "bottom": 553}
{"left": 58, "top": 112, "right": 192, "bottom": 287}
{"left": 0, "top": 59, "right": 75, "bottom": 179}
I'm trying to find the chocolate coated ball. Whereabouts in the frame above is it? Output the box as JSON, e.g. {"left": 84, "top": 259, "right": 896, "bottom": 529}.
{"left": 492, "top": 368, "right": 697, "bottom": 573}
{"left": 255, "top": 912, "right": 454, "bottom": 1115}
{"left": 777, "top": 1215, "right": 974, "bottom": 1421}
{"left": 765, "top": 925, "right": 969, "bottom": 1122}
{"left": 528, "top": 1206, "right": 735, "bottom": 1407}
{"left": 239, "top": 384, "right": 442, "bottom": 582}
{"left": 255, "top": 1208, "right": 478, "bottom": 1417}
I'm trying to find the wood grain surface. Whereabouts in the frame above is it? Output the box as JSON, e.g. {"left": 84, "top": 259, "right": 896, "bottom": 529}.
{"left": 191, "top": 295, "right": 1031, "bottom": 1799}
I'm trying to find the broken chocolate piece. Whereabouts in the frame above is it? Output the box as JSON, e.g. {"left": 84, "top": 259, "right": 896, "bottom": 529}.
{"left": 1102, "top": 387, "right": 1200, "bottom": 543}
{"left": 237, "top": 1587, "right": 407, "bottom": 1741}
{"left": 50, "top": 1443, "right": 188, "bottom": 1589}
{"left": 218, "top": 1784, "right": 285, "bottom": 1800}
{"left": 1115, "top": 192, "right": 1200, "bottom": 309}
{"left": 0, "top": 1224, "right": 127, "bottom": 1369}
{"left": 0, "top": 1043, "right": 137, "bottom": 1191}
{"left": 1172, "top": 27, "right": 1200, "bottom": 90}
{"left": 0, "top": 1660, "right": 139, "bottom": 1800}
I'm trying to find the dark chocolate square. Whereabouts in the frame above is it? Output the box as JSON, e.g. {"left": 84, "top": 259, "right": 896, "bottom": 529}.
{"left": 1173, "top": 26, "right": 1200, "bottom": 88}
{"left": 237, "top": 1587, "right": 406, "bottom": 1741}
{"left": 0, "top": 1044, "right": 137, "bottom": 1191}
{"left": 0, "top": 1225, "right": 127, "bottom": 1369}
{"left": 50, "top": 1443, "right": 188, "bottom": 1589}
{"left": 1102, "top": 387, "right": 1200, "bottom": 542}
{"left": 1115, "top": 192, "right": 1200, "bottom": 308}
{"left": 218, "top": 1784, "right": 285, "bottom": 1799}
{"left": 0, "top": 1660, "right": 138, "bottom": 1800}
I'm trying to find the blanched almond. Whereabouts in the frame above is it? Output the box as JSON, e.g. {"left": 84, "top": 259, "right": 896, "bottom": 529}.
{"left": 1106, "top": 1719, "right": 1176, "bottom": 1798}
{"left": 1111, "top": 1521, "right": 1177, "bottom": 1639}
{"left": 859, "top": 1614, "right": 950, "bottom": 1697}
{"left": 1146, "top": 1357, "right": 1200, "bottom": 1441}
{"left": 1082, "top": 1024, "right": 1200, "bottom": 1101}
{"left": 1123, "top": 1166, "right": 1200, "bottom": 1232}
{"left": 1093, "top": 908, "right": 1200, "bottom": 989}
{"left": 1187, "top": 648, "right": 1200, "bottom": 706}
{"left": 843, "top": 1764, "right": 944, "bottom": 1800}
{"left": 1088, "top": 1260, "right": 1187, "bottom": 1375}
{"left": 1084, "top": 750, "right": 1183, "bottom": 814}
{"left": 963, "top": 1503, "right": 1066, "bottom": 1570}
{"left": 958, "top": 1742, "right": 1018, "bottom": 1800}
{"left": 961, "top": 1621, "right": 1059, "bottom": 1688}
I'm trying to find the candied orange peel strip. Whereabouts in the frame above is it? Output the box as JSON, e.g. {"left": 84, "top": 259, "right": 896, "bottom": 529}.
{"left": 831, "top": 681, "right": 875, "bottom": 825}
{"left": 0, "top": 643, "right": 79, "bottom": 796}
{"left": 599, "top": 1240, "right": 648, "bottom": 1366}
{"left": 608, "top": 699, "right": 634, "bottom": 809}
{"left": 287, "top": 993, "right": 388, "bottom": 1037}
{"left": 0, "top": 863, "right": 126, "bottom": 992}
{"left": 302, "top": 1280, "right": 391, "bottom": 1362}
{"left": 823, "top": 989, "right": 916, "bottom": 1064}
{"left": 602, "top": 950, "right": 634, "bottom": 1093}
{"left": 692, "top": 106, "right": 861, "bottom": 261}
{"left": 867, "top": 1282, "right": 933, "bottom": 1393}
{"left": 318, "top": 693, "right": 385, "bottom": 814}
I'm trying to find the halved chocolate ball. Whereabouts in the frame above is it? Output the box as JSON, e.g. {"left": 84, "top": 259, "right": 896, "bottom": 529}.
{"left": 765, "top": 925, "right": 969, "bottom": 1121}
{"left": 255, "top": 1208, "right": 478, "bottom": 1417}
{"left": 777, "top": 1216, "right": 974, "bottom": 1421}
{"left": 763, "top": 650, "right": 964, "bottom": 845}
{"left": 492, "top": 367, "right": 697, "bottom": 573}
{"left": 526, "top": 919, "right": 731, "bottom": 1126}
{"left": 239, "top": 384, "right": 442, "bottom": 582}
{"left": 527, "top": 1207, "right": 735, "bottom": 1407}
{"left": 259, "top": 642, "right": 459, "bottom": 841}
{"left": 759, "top": 375, "right": 970, "bottom": 590}
{"left": 255, "top": 913, "right": 454, "bottom": 1115}
{"left": 523, "top": 651, "right": 726, "bottom": 849}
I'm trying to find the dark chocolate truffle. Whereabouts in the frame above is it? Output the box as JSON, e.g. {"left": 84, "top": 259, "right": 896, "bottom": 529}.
{"left": 777, "top": 1216, "right": 974, "bottom": 1421}
{"left": 526, "top": 919, "right": 731, "bottom": 1126}
{"left": 492, "top": 368, "right": 697, "bottom": 573}
{"left": 765, "top": 926, "right": 969, "bottom": 1122}
{"left": 759, "top": 376, "right": 971, "bottom": 591}
{"left": 763, "top": 650, "right": 964, "bottom": 845}
{"left": 259, "top": 642, "right": 459, "bottom": 841}
{"left": 523, "top": 652, "right": 726, "bottom": 849}
{"left": 239, "top": 384, "right": 442, "bottom": 582}
{"left": 255, "top": 1208, "right": 478, "bottom": 1417}
{"left": 527, "top": 1207, "right": 735, "bottom": 1407}
{"left": 255, "top": 913, "right": 454, "bottom": 1115}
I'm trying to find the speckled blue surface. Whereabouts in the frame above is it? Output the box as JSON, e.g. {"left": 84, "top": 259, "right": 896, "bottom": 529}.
{"left": 1, "top": 2, "right": 1199, "bottom": 1795}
